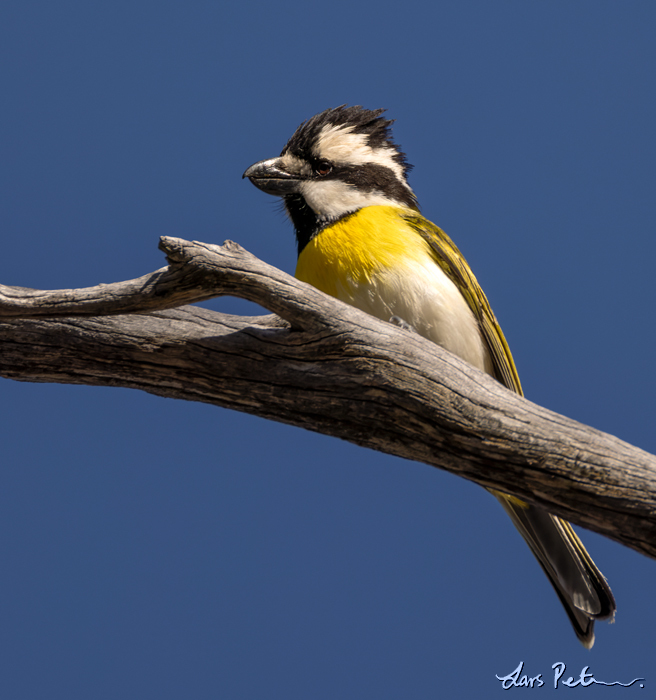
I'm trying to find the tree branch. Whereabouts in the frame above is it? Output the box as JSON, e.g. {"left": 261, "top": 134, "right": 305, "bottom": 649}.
{"left": 2, "top": 238, "right": 655, "bottom": 557}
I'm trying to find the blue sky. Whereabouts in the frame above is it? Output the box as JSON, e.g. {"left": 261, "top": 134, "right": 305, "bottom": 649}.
{"left": 1, "top": 1, "right": 655, "bottom": 697}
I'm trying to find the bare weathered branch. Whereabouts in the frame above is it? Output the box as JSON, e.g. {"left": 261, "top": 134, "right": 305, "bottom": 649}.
{"left": 1, "top": 237, "right": 655, "bottom": 557}
{"left": 0, "top": 238, "right": 331, "bottom": 331}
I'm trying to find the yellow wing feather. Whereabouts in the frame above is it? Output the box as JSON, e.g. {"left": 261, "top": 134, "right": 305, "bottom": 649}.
{"left": 402, "top": 211, "right": 614, "bottom": 646}
{"left": 403, "top": 213, "right": 523, "bottom": 395}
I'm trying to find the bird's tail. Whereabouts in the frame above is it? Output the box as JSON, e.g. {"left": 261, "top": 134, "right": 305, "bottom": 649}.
{"left": 493, "top": 492, "right": 616, "bottom": 648}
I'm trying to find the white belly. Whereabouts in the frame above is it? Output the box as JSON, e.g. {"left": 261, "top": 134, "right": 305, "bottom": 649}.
{"left": 336, "top": 256, "right": 493, "bottom": 375}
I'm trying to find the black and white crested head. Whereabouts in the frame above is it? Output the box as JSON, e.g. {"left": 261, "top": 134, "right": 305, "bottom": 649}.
{"left": 244, "top": 106, "right": 419, "bottom": 251}
{"left": 282, "top": 105, "right": 413, "bottom": 183}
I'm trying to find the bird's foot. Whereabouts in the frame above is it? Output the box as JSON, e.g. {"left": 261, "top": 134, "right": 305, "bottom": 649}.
{"left": 389, "top": 316, "right": 417, "bottom": 334}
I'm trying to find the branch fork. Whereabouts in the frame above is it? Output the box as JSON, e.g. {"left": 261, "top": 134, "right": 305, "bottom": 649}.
{"left": 1, "top": 237, "right": 655, "bottom": 556}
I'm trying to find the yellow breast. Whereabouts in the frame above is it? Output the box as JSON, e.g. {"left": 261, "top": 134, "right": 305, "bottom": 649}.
{"left": 295, "top": 205, "right": 491, "bottom": 373}
{"left": 295, "top": 206, "right": 431, "bottom": 296}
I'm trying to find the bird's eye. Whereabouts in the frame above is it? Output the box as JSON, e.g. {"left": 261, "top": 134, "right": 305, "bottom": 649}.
{"left": 314, "top": 160, "right": 332, "bottom": 177}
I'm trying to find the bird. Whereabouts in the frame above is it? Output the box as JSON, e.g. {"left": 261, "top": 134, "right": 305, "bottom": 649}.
{"left": 243, "top": 105, "right": 616, "bottom": 647}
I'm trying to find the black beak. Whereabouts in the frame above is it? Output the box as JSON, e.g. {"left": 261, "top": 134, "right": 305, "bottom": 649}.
{"left": 242, "top": 157, "right": 301, "bottom": 196}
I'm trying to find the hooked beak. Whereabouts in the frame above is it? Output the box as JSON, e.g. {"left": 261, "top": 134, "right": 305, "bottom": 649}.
{"left": 242, "top": 157, "right": 301, "bottom": 196}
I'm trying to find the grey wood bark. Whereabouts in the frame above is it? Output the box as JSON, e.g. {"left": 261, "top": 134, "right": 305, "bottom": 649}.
{"left": 1, "top": 237, "right": 655, "bottom": 557}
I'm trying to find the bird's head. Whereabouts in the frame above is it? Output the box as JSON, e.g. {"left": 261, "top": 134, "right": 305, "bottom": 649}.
{"left": 243, "top": 105, "right": 419, "bottom": 252}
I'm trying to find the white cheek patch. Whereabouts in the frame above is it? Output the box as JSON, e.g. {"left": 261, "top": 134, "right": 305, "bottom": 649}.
{"left": 299, "top": 180, "right": 396, "bottom": 220}
{"left": 315, "top": 124, "right": 406, "bottom": 182}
